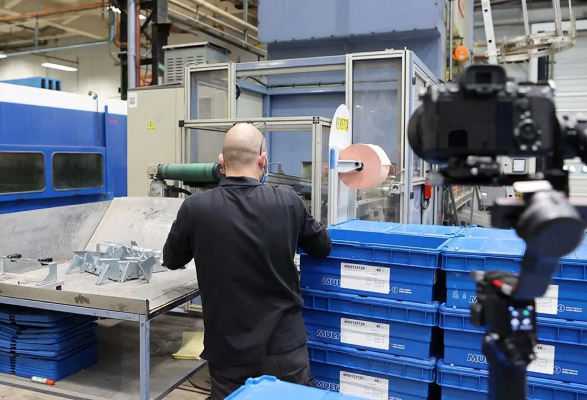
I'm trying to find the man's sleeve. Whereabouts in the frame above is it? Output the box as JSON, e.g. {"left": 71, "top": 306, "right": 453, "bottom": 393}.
{"left": 295, "top": 194, "right": 332, "bottom": 258}
{"left": 163, "top": 200, "right": 193, "bottom": 270}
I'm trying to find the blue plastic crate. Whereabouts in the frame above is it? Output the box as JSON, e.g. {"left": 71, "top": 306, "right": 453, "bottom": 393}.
{"left": 0, "top": 343, "right": 97, "bottom": 381}
{"left": 328, "top": 220, "right": 463, "bottom": 243}
{"left": 0, "top": 305, "right": 95, "bottom": 328}
{"left": 226, "top": 375, "right": 364, "bottom": 400}
{"left": 437, "top": 360, "right": 587, "bottom": 400}
{"left": 440, "top": 305, "right": 587, "bottom": 384}
{"left": 302, "top": 289, "right": 438, "bottom": 359}
{"left": 462, "top": 226, "right": 521, "bottom": 239}
{"left": 443, "top": 237, "right": 587, "bottom": 321}
{"left": 302, "top": 220, "right": 461, "bottom": 302}
{"left": 301, "top": 255, "right": 439, "bottom": 303}
{"left": 309, "top": 342, "right": 436, "bottom": 400}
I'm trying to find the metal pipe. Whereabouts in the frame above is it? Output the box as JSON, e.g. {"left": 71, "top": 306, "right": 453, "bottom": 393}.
{"left": 185, "top": 0, "right": 258, "bottom": 33}
{"left": 2, "top": 10, "right": 116, "bottom": 58}
{"left": 0, "top": 2, "right": 103, "bottom": 23}
{"left": 170, "top": 1, "right": 258, "bottom": 42}
{"left": 198, "top": 9, "right": 258, "bottom": 41}
{"left": 553, "top": 0, "right": 563, "bottom": 35}
{"left": 169, "top": 8, "right": 266, "bottom": 56}
{"left": 243, "top": 0, "right": 249, "bottom": 43}
{"left": 2, "top": 41, "right": 109, "bottom": 57}
{"left": 449, "top": 0, "right": 454, "bottom": 81}
{"left": 521, "top": 0, "right": 530, "bottom": 36}
{"left": 128, "top": 0, "right": 137, "bottom": 89}
{"left": 448, "top": 0, "right": 455, "bottom": 81}
{"left": 135, "top": 2, "right": 141, "bottom": 88}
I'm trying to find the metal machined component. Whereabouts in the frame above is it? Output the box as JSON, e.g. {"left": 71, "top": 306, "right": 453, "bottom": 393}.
{"left": 68, "top": 242, "right": 164, "bottom": 285}
{"left": 0, "top": 255, "right": 62, "bottom": 288}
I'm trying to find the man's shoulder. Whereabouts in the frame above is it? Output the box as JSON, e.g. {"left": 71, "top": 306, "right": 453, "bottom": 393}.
{"left": 272, "top": 184, "right": 302, "bottom": 201}
{"left": 183, "top": 187, "right": 218, "bottom": 208}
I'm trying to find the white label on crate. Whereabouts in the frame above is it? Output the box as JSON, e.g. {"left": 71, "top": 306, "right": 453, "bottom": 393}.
{"left": 340, "top": 318, "right": 389, "bottom": 350}
{"left": 293, "top": 253, "right": 300, "bottom": 269}
{"left": 535, "top": 285, "right": 559, "bottom": 315}
{"left": 128, "top": 92, "right": 138, "bottom": 108}
{"left": 340, "top": 262, "right": 390, "bottom": 294}
{"left": 527, "top": 344, "right": 555, "bottom": 375}
{"left": 339, "top": 371, "right": 388, "bottom": 399}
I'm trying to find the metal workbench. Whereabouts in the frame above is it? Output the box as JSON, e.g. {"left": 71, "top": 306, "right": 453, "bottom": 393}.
{"left": 0, "top": 198, "right": 205, "bottom": 400}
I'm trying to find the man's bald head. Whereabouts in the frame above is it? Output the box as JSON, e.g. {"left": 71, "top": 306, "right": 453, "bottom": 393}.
{"left": 220, "top": 123, "right": 266, "bottom": 172}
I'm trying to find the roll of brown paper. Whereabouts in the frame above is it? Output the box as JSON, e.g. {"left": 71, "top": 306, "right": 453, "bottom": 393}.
{"left": 339, "top": 143, "right": 391, "bottom": 189}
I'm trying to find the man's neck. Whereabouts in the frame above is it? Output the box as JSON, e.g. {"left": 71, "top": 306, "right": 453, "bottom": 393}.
{"left": 225, "top": 170, "right": 260, "bottom": 181}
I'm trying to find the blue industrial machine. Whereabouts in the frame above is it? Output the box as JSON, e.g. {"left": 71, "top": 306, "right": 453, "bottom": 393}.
{"left": 1, "top": 77, "right": 62, "bottom": 91}
{"left": 0, "top": 82, "right": 127, "bottom": 214}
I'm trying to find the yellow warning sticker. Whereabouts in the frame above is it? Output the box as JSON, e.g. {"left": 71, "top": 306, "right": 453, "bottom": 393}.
{"left": 147, "top": 121, "right": 155, "bottom": 130}
{"left": 336, "top": 117, "right": 349, "bottom": 132}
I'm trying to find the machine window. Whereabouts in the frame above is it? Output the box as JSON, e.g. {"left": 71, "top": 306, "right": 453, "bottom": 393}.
{"left": 52, "top": 153, "right": 104, "bottom": 190}
{"left": 0, "top": 152, "right": 45, "bottom": 194}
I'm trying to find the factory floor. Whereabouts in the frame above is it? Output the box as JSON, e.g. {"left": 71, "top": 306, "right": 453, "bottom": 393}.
{"left": 0, "top": 313, "right": 211, "bottom": 400}
{"left": 0, "top": 385, "right": 209, "bottom": 399}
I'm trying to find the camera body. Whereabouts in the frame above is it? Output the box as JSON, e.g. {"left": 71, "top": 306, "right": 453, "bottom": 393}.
{"left": 409, "top": 65, "right": 559, "bottom": 165}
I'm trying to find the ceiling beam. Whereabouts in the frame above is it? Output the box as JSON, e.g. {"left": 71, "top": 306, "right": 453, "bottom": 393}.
{"left": 0, "top": 9, "right": 106, "bottom": 41}
{"left": 0, "top": 2, "right": 103, "bottom": 23}
{"left": 3, "top": 0, "right": 23, "bottom": 9}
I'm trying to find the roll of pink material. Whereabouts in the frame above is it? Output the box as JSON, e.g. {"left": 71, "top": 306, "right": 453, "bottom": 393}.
{"left": 339, "top": 143, "right": 391, "bottom": 189}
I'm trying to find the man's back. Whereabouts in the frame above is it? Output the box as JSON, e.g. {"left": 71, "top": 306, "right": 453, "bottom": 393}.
{"left": 163, "top": 176, "right": 331, "bottom": 365}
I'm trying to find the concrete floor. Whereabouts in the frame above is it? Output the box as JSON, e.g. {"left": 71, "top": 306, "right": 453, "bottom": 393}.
{"left": 0, "top": 384, "right": 209, "bottom": 399}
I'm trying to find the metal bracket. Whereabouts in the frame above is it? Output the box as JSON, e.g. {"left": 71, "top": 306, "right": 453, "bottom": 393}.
{"left": 481, "top": 0, "right": 499, "bottom": 64}
{"left": 68, "top": 242, "right": 164, "bottom": 285}
{"left": 337, "top": 160, "right": 363, "bottom": 173}
{"left": 37, "top": 262, "right": 64, "bottom": 288}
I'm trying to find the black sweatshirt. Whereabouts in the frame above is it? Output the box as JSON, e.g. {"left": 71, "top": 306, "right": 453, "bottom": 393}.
{"left": 163, "top": 176, "right": 332, "bottom": 365}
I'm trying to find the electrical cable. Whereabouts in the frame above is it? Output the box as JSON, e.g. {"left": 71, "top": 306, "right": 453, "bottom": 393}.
{"left": 188, "top": 376, "right": 211, "bottom": 393}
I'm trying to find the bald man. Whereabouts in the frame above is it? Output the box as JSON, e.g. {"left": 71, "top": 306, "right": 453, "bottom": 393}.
{"left": 163, "top": 123, "right": 332, "bottom": 399}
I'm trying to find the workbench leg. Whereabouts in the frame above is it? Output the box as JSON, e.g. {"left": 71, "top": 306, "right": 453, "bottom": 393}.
{"left": 139, "top": 315, "right": 151, "bottom": 400}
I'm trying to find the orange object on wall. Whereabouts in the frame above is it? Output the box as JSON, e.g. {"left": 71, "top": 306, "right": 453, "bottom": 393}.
{"left": 453, "top": 45, "right": 469, "bottom": 62}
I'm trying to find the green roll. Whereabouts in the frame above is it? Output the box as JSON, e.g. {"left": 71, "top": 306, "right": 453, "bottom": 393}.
{"left": 157, "top": 163, "right": 224, "bottom": 183}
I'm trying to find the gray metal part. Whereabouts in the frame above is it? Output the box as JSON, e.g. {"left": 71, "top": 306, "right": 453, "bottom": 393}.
{"left": 0, "top": 201, "right": 110, "bottom": 263}
{"left": 37, "top": 262, "right": 60, "bottom": 286}
{"left": 96, "top": 260, "right": 123, "bottom": 285}
{"left": 139, "top": 257, "right": 156, "bottom": 282}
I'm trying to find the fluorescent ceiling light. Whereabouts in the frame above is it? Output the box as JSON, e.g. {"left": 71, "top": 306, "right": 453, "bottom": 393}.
{"left": 0, "top": 54, "right": 6, "bottom": 59}
{"left": 139, "top": 14, "right": 146, "bottom": 20}
{"left": 42, "top": 62, "right": 77, "bottom": 72}
{"left": 110, "top": 6, "right": 121, "bottom": 14}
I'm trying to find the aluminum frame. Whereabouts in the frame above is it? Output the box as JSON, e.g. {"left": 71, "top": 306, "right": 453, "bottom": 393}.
{"left": 346, "top": 50, "right": 407, "bottom": 222}
{"left": 344, "top": 49, "right": 437, "bottom": 224}
{"left": 182, "top": 117, "right": 331, "bottom": 223}
{"left": 183, "top": 50, "right": 437, "bottom": 225}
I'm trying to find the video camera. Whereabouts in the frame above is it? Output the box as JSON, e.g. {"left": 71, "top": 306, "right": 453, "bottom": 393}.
{"left": 407, "top": 64, "right": 587, "bottom": 400}
{"left": 409, "top": 64, "right": 587, "bottom": 188}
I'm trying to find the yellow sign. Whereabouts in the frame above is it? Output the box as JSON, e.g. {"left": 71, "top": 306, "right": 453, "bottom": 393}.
{"left": 336, "top": 117, "right": 349, "bottom": 132}
{"left": 147, "top": 121, "right": 155, "bottom": 130}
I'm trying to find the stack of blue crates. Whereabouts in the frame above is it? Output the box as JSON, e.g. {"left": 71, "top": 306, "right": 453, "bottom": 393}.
{"left": 0, "top": 305, "right": 98, "bottom": 381}
{"left": 300, "top": 220, "right": 463, "bottom": 400}
{"left": 438, "top": 226, "right": 587, "bottom": 399}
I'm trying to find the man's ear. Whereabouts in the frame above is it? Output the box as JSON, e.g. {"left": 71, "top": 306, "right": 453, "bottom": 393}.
{"left": 259, "top": 152, "right": 267, "bottom": 168}
{"left": 218, "top": 153, "right": 226, "bottom": 171}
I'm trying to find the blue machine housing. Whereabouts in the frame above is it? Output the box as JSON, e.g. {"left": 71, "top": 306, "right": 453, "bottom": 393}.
{"left": 0, "top": 82, "right": 127, "bottom": 213}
